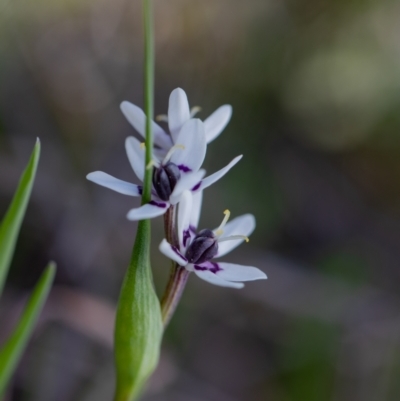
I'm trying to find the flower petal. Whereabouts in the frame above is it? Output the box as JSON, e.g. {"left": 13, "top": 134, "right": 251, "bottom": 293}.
{"left": 197, "top": 155, "right": 242, "bottom": 192}
{"left": 193, "top": 266, "right": 244, "bottom": 288}
{"left": 170, "top": 119, "right": 207, "bottom": 174}
{"left": 168, "top": 88, "right": 190, "bottom": 143}
{"left": 126, "top": 200, "right": 169, "bottom": 220}
{"left": 178, "top": 190, "right": 193, "bottom": 250}
{"left": 120, "top": 101, "right": 172, "bottom": 149}
{"left": 215, "top": 214, "right": 256, "bottom": 257}
{"left": 213, "top": 262, "right": 267, "bottom": 282}
{"left": 125, "top": 136, "right": 145, "bottom": 181}
{"left": 190, "top": 190, "right": 203, "bottom": 231}
{"left": 204, "top": 105, "right": 232, "bottom": 143}
{"left": 159, "top": 239, "right": 188, "bottom": 266}
{"left": 169, "top": 169, "right": 206, "bottom": 205}
{"left": 86, "top": 172, "right": 142, "bottom": 196}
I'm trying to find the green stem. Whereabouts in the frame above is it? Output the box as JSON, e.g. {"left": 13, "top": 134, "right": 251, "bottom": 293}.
{"left": 142, "top": 0, "right": 154, "bottom": 204}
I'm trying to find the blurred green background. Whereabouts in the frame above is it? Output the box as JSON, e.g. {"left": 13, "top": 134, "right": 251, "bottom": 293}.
{"left": 2, "top": 0, "right": 400, "bottom": 400}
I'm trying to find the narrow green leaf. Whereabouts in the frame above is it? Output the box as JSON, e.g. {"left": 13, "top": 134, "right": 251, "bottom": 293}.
{"left": 0, "top": 139, "right": 40, "bottom": 296}
{"left": 114, "top": 220, "right": 163, "bottom": 401}
{"left": 0, "top": 262, "right": 56, "bottom": 396}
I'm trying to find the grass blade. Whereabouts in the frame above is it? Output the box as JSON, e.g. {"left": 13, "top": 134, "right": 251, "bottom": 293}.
{"left": 0, "top": 262, "right": 56, "bottom": 396}
{"left": 0, "top": 139, "right": 40, "bottom": 296}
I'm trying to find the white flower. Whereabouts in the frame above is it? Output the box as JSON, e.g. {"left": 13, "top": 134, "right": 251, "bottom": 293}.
{"left": 120, "top": 88, "right": 232, "bottom": 156}
{"left": 87, "top": 119, "right": 242, "bottom": 220}
{"left": 159, "top": 191, "right": 267, "bottom": 288}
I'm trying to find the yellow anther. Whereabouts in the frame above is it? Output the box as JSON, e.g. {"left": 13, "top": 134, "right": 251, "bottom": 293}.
{"left": 190, "top": 106, "right": 202, "bottom": 118}
{"left": 156, "top": 114, "right": 168, "bottom": 122}
{"left": 245, "top": 237, "right": 250, "bottom": 243}
{"left": 140, "top": 142, "right": 146, "bottom": 149}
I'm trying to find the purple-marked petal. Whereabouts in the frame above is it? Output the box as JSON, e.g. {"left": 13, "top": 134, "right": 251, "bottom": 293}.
{"left": 126, "top": 201, "right": 169, "bottom": 220}
{"left": 170, "top": 119, "right": 207, "bottom": 173}
{"left": 125, "top": 136, "right": 145, "bottom": 182}
{"left": 168, "top": 88, "right": 190, "bottom": 143}
{"left": 170, "top": 170, "right": 206, "bottom": 205}
{"left": 193, "top": 268, "right": 244, "bottom": 288}
{"left": 178, "top": 164, "right": 192, "bottom": 173}
{"left": 204, "top": 105, "right": 232, "bottom": 143}
{"left": 197, "top": 155, "right": 242, "bottom": 192}
{"left": 194, "top": 261, "right": 222, "bottom": 274}
{"left": 214, "top": 262, "right": 267, "bottom": 282}
{"left": 190, "top": 191, "right": 203, "bottom": 230}
{"left": 120, "top": 101, "right": 172, "bottom": 150}
{"left": 177, "top": 190, "right": 193, "bottom": 250}
{"left": 215, "top": 214, "right": 256, "bottom": 257}
{"left": 87, "top": 172, "right": 142, "bottom": 196}
{"left": 159, "top": 239, "right": 188, "bottom": 266}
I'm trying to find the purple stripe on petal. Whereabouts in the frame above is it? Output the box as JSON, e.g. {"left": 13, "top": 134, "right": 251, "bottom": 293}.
{"left": 138, "top": 186, "right": 143, "bottom": 195}
{"left": 149, "top": 200, "right": 168, "bottom": 208}
{"left": 172, "top": 245, "right": 188, "bottom": 263}
{"left": 178, "top": 164, "right": 192, "bottom": 173}
{"left": 189, "top": 225, "right": 197, "bottom": 234}
{"left": 183, "top": 229, "right": 191, "bottom": 247}
{"left": 191, "top": 181, "right": 201, "bottom": 191}
{"left": 194, "top": 261, "right": 221, "bottom": 274}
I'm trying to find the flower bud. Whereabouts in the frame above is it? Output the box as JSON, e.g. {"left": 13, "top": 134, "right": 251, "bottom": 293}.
{"left": 152, "top": 162, "right": 181, "bottom": 201}
{"left": 185, "top": 229, "right": 218, "bottom": 264}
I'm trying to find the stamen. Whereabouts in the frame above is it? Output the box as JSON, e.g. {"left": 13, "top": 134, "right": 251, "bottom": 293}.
{"left": 214, "top": 209, "right": 230, "bottom": 236}
{"left": 156, "top": 114, "right": 168, "bottom": 122}
{"left": 190, "top": 106, "right": 202, "bottom": 118}
{"left": 163, "top": 144, "right": 185, "bottom": 164}
{"left": 140, "top": 142, "right": 146, "bottom": 149}
{"left": 218, "top": 235, "right": 249, "bottom": 243}
{"left": 146, "top": 159, "right": 160, "bottom": 170}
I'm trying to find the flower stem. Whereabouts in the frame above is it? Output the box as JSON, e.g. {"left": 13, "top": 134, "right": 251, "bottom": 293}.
{"left": 161, "top": 264, "right": 190, "bottom": 326}
{"left": 160, "top": 205, "right": 190, "bottom": 327}
{"left": 142, "top": 0, "right": 154, "bottom": 204}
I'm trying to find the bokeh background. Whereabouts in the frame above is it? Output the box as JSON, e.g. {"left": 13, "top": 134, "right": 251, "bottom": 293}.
{"left": 2, "top": 0, "right": 400, "bottom": 400}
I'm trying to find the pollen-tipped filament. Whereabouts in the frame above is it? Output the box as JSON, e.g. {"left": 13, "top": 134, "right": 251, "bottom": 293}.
{"left": 190, "top": 106, "right": 202, "bottom": 118}
{"left": 214, "top": 209, "right": 249, "bottom": 243}
{"left": 218, "top": 235, "right": 249, "bottom": 243}
{"left": 214, "top": 209, "right": 231, "bottom": 236}
{"left": 163, "top": 144, "right": 185, "bottom": 164}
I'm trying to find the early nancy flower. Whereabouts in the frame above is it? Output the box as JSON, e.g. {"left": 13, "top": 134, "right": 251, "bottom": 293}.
{"left": 120, "top": 88, "right": 232, "bottom": 158}
{"left": 159, "top": 191, "right": 267, "bottom": 288}
{"left": 87, "top": 119, "right": 241, "bottom": 220}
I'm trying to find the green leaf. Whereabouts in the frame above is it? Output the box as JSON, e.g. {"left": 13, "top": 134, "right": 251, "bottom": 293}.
{"left": 114, "top": 220, "right": 163, "bottom": 401}
{"left": 0, "top": 139, "right": 40, "bottom": 296}
{"left": 0, "top": 262, "right": 56, "bottom": 396}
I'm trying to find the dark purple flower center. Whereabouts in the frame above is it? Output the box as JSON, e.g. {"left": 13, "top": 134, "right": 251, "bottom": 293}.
{"left": 185, "top": 229, "right": 218, "bottom": 264}
{"left": 152, "top": 162, "right": 181, "bottom": 201}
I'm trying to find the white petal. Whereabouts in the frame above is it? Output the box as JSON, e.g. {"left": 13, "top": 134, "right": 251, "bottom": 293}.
{"left": 215, "top": 214, "right": 256, "bottom": 257}
{"left": 126, "top": 200, "right": 169, "bottom": 220}
{"left": 197, "top": 155, "right": 242, "bottom": 191}
{"left": 87, "top": 172, "right": 141, "bottom": 196}
{"left": 215, "top": 262, "right": 267, "bottom": 282}
{"left": 168, "top": 88, "right": 190, "bottom": 142}
{"left": 120, "top": 101, "right": 172, "bottom": 150}
{"left": 194, "top": 267, "right": 244, "bottom": 289}
{"left": 204, "top": 105, "right": 232, "bottom": 143}
{"left": 178, "top": 191, "right": 193, "bottom": 250}
{"left": 125, "top": 136, "right": 145, "bottom": 181}
{"left": 159, "top": 239, "right": 188, "bottom": 266}
{"left": 170, "top": 119, "right": 207, "bottom": 174}
{"left": 169, "top": 169, "right": 206, "bottom": 205}
{"left": 190, "top": 190, "right": 203, "bottom": 231}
